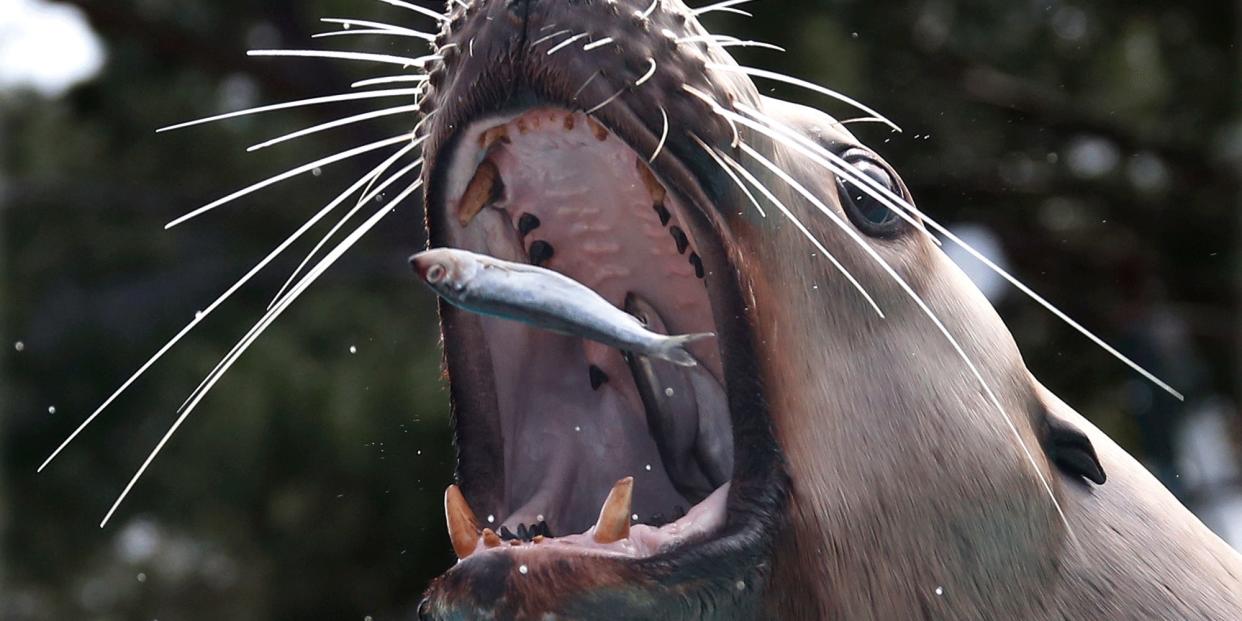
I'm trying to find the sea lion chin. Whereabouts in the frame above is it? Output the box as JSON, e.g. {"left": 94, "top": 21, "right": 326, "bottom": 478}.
{"left": 415, "top": 1, "right": 1242, "bottom": 619}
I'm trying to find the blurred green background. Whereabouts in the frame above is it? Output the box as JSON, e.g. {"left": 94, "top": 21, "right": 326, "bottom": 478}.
{"left": 1, "top": 0, "right": 1237, "bottom": 618}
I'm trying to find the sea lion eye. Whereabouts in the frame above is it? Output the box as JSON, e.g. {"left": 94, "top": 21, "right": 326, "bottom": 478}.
{"left": 836, "top": 149, "right": 905, "bottom": 237}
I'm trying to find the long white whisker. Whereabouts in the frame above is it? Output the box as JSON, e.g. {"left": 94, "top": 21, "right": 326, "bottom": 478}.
{"left": 247, "top": 49, "right": 441, "bottom": 69}
{"left": 37, "top": 146, "right": 417, "bottom": 474}
{"left": 635, "top": 58, "right": 658, "bottom": 87}
{"left": 546, "top": 33, "right": 590, "bottom": 56}
{"left": 691, "top": 0, "right": 753, "bottom": 16}
{"left": 736, "top": 135, "right": 1072, "bottom": 537}
{"left": 531, "top": 29, "right": 572, "bottom": 47}
{"left": 351, "top": 74, "right": 429, "bottom": 89}
{"left": 312, "top": 29, "right": 429, "bottom": 40}
{"left": 649, "top": 106, "right": 669, "bottom": 163}
{"left": 701, "top": 7, "right": 753, "bottom": 17}
{"left": 100, "top": 177, "right": 424, "bottom": 528}
{"left": 166, "top": 133, "right": 419, "bottom": 229}
{"left": 320, "top": 17, "right": 434, "bottom": 39}
{"left": 373, "top": 0, "right": 449, "bottom": 23}
{"left": 265, "top": 158, "right": 423, "bottom": 311}
{"left": 678, "top": 34, "right": 785, "bottom": 52}
{"left": 682, "top": 84, "right": 739, "bottom": 147}
{"left": 583, "top": 37, "right": 615, "bottom": 51}
{"left": 696, "top": 136, "right": 882, "bottom": 319}
{"left": 694, "top": 140, "right": 765, "bottom": 218}
{"left": 572, "top": 70, "right": 601, "bottom": 102}
{"left": 156, "top": 88, "right": 423, "bottom": 133}
{"left": 586, "top": 87, "right": 627, "bottom": 114}
{"left": 706, "top": 63, "right": 901, "bottom": 133}
{"left": 640, "top": 0, "right": 661, "bottom": 19}
{"left": 733, "top": 102, "right": 1183, "bottom": 400}
{"left": 247, "top": 104, "right": 422, "bottom": 152}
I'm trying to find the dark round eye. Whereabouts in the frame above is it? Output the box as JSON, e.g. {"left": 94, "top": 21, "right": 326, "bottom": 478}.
{"left": 836, "top": 150, "right": 905, "bottom": 237}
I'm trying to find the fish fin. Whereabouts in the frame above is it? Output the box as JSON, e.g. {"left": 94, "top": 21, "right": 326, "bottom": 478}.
{"left": 657, "top": 333, "right": 716, "bottom": 367}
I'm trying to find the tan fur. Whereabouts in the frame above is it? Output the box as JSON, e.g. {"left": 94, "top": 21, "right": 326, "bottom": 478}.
{"left": 738, "top": 98, "right": 1242, "bottom": 618}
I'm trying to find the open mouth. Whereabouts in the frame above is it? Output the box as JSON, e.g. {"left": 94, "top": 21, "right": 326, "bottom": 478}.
{"left": 430, "top": 106, "right": 742, "bottom": 561}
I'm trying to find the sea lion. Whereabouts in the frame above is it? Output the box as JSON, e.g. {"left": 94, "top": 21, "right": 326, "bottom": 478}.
{"left": 411, "top": 0, "right": 1242, "bottom": 618}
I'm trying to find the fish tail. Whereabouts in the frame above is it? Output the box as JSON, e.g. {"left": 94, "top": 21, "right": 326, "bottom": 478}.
{"left": 657, "top": 332, "right": 716, "bottom": 367}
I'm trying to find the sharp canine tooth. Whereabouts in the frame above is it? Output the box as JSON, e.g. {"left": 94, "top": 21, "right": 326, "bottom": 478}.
{"left": 593, "top": 477, "right": 634, "bottom": 544}
{"left": 482, "top": 528, "right": 501, "bottom": 548}
{"left": 445, "top": 485, "right": 480, "bottom": 559}
{"left": 458, "top": 159, "right": 501, "bottom": 227}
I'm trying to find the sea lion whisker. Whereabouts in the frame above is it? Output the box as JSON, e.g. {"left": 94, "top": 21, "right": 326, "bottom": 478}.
{"left": 734, "top": 102, "right": 1184, "bottom": 400}
{"left": 649, "top": 106, "right": 669, "bottom": 163}
{"left": 350, "top": 74, "right": 429, "bottom": 89}
{"left": 737, "top": 139, "right": 1073, "bottom": 536}
{"left": 546, "top": 33, "right": 591, "bottom": 56}
{"left": 247, "top": 104, "right": 422, "bottom": 152}
{"left": 36, "top": 145, "right": 418, "bottom": 475}
{"left": 312, "top": 29, "right": 431, "bottom": 41}
{"left": 586, "top": 86, "right": 628, "bottom": 114}
{"left": 247, "top": 49, "right": 442, "bottom": 69}
{"left": 696, "top": 134, "right": 883, "bottom": 317}
{"left": 265, "top": 157, "right": 424, "bottom": 311}
{"left": 681, "top": 84, "right": 740, "bottom": 147}
{"left": 372, "top": 0, "right": 449, "bottom": 23}
{"left": 572, "top": 70, "right": 601, "bottom": 101}
{"left": 166, "top": 133, "right": 422, "bottom": 229}
{"left": 691, "top": 0, "right": 754, "bottom": 16}
{"left": 531, "top": 29, "right": 573, "bottom": 47}
{"left": 692, "top": 137, "right": 765, "bottom": 218}
{"left": 705, "top": 63, "right": 901, "bottom": 133}
{"left": 187, "top": 153, "right": 419, "bottom": 404}
{"left": 635, "top": 58, "right": 658, "bottom": 87}
{"left": 677, "top": 34, "right": 785, "bottom": 53}
{"left": 640, "top": 0, "right": 661, "bottom": 19}
{"left": 101, "top": 177, "right": 424, "bottom": 529}
{"left": 582, "top": 37, "right": 616, "bottom": 51}
{"left": 155, "top": 88, "right": 424, "bottom": 133}
{"left": 319, "top": 17, "right": 435, "bottom": 39}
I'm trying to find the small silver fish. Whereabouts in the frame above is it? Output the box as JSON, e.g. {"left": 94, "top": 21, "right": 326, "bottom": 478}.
{"left": 410, "top": 248, "right": 713, "bottom": 367}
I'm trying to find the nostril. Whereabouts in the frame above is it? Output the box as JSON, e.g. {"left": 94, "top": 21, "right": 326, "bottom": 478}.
{"left": 426, "top": 263, "right": 448, "bottom": 283}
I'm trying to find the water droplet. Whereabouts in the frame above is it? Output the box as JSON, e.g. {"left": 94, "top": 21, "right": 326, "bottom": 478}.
{"left": 312, "top": 167, "right": 323, "bottom": 177}
{"left": 664, "top": 387, "right": 674, "bottom": 397}
{"left": 631, "top": 513, "right": 639, "bottom": 521}
{"left": 736, "top": 580, "right": 746, "bottom": 591}
{"left": 536, "top": 514, "right": 545, "bottom": 521}
{"left": 644, "top": 464, "right": 652, "bottom": 471}
{"left": 935, "top": 586, "right": 944, "bottom": 596}
{"left": 343, "top": 23, "right": 351, "bottom": 30}
{"left": 194, "top": 310, "right": 204, "bottom": 319}
{"left": 349, "top": 345, "right": 358, "bottom": 354}
{"left": 137, "top": 573, "right": 147, "bottom": 583}
{"left": 47, "top": 406, "right": 56, "bottom": 414}
{"left": 574, "top": 425, "right": 581, "bottom": 432}
{"left": 14, "top": 341, "right": 24, "bottom": 352}
{"left": 487, "top": 514, "right": 495, "bottom": 524}
{"left": 518, "top": 564, "right": 528, "bottom": 575}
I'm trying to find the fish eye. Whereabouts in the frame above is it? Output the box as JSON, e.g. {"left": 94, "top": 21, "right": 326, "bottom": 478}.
{"left": 425, "top": 263, "right": 447, "bottom": 284}
{"left": 836, "top": 149, "right": 907, "bottom": 238}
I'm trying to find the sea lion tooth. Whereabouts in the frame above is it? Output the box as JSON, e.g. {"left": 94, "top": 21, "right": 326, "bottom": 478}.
{"left": 654, "top": 203, "right": 671, "bottom": 226}
{"left": 517, "top": 213, "right": 541, "bottom": 236}
{"left": 457, "top": 159, "right": 501, "bottom": 227}
{"left": 593, "top": 477, "right": 634, "bottom": 544}
{"left": 589, "top": 365, "right": 609, "bottom": 390}
{"left": 500, "top": 525, "right": 518, "bottom": 541}
{"left": 670, "top": 226, "right": 689, "bottom": 255}
{"left": 517, "top": 523, "right": 530, "bottom": 540}
{"left": 529, "top": 240, "right": 555, "bottom": 266}
{"left": 481, "top": 528, "right": 501, "bottom": 548}
{"left": 445, "top": 485, "right": 480, "bottom": 559}
{"left": 689, "top": 253, "right": 705, "bottom": 279}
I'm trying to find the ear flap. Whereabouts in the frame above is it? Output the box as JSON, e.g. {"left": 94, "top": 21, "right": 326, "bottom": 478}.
{"left": 1045, "top": 415, "right": 1106, "bottom": 485}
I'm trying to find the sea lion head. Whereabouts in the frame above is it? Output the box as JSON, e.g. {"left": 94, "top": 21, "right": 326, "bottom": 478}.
{"left": 415, "top": 0, "right": 1106, "bottom": 617}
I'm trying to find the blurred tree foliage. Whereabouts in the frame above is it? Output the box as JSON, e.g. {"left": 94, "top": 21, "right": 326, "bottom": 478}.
{"left": 0, "top": 0, "right": 1237, "bottom": 618}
